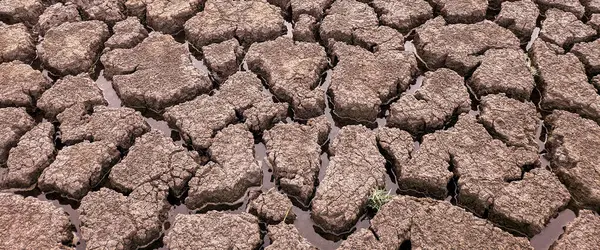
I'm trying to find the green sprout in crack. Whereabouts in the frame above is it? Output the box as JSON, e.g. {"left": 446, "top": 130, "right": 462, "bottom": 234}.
{"left": 367, "top": 188, "right": 393, "bottom": 212}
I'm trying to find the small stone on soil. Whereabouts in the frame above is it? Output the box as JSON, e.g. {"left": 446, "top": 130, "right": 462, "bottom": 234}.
{"left": 0, "top": 23, "right": 36, "bottom": 64}
{"left": 247, "top": 187, "right": 296, "bottom": 224}
{"left": 540, "top": 8, "right": 596, "bottom": 47}
{"left": 37, "top": 74, "right": 106, "bottom": 118}
{"left": 0, "top": 61, "right": 51, "bottom": 108}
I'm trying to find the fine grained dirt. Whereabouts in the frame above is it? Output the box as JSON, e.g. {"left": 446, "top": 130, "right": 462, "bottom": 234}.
{"left": 1, "top": 1, "right": 600, "bottom": 250}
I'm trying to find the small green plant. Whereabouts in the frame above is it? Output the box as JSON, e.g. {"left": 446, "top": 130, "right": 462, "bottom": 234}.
{"left": 367, "top": 188, "right": 393, "bottom": 212}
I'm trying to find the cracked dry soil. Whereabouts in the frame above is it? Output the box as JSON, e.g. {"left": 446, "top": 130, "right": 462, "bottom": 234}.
{"left": 1, "top": 0, "right": 600, "bottom": 249}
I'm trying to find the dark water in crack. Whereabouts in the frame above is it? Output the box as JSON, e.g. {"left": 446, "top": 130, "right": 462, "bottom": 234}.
{"left": 530, "top": 209, "right": 576, "bottom": 249}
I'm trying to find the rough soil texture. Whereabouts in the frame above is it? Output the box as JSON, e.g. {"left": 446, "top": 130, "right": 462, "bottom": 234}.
{"left": 35, "top": 3, "right": 81, "bottom": 36}
{"left": 387, "top": 68, "right": 470, "bottom": 134}
{"left": 293, "top": 14, "right": 318, "bottom": 42}
{"left": 185, "top": 124, "right": 262, "bottom": 210}
{"left": 470, "top": 48, "right": 536, "bottom": 101}
{"left": 0, "top": 122, "right": 54, "bottom": 189}
{"left": 0, "top": 193, "right": 73, "bottom": 249}
{"left": 38, "top": 141, "right": 120, "bottom": 199}
{"left": 0, "top": 61, "right": 51, "bottom": 108}
{"left": 246, "top": 37, "right": 328, "bottom": 119}
{"left": 247, "top": 187, "right": 296, "bottom": 223}
{"left": 431, "top": 0, "right": 488, "bottom": 24}
{"left": 39, "top": 20, "right": 109, "bottom": 75}
{"left": 263, "top": 116, "right": 330, "bottom": 203}
{"left": 79, "top": 183, "right": 170, "bottom": 249}
{"left": 551, "top": 210, "right": 600, "bottom": 249}
{"left": 0, "top": 108, "right": 34, "bottom": 163}
{"left": 330, "top": 42, "right": 418, "bottom": 122}
{"left": 127, "top": 0, "right": 203, "bottom": 34}
{"left": 37, "top": 74, "right": 106, "bottom": 118}
{"left": 546, "top": 110, "right": 600, "bottom": 210}
{"left": 101, "top": 32, "right": 212, "bottom": 111}
{"left": 0, "top": 23, "right": 36, "bottom": 64}
{"left": 58, "top": 104, "right": 150, "bottom": 149}
{"left": 496, "top": 0, "right": 540, "bottom": 38}
{"left": 351, "top": 25, "right": 405, "bottom": 52}
{"left": 266, "top": 223, "right": 317, "bottom": 250}
{"left": 289, "top": 0, "right": 334, "bottom": 20}
{"left": 338, "top": 195, "right": 532, "bottom": 249}
{"left": 164, "top": 211, "right": 262, "bottom": 250}
{"left": 414, "top": 17, "right": 521, "bottom": 75}
{"left": 534, "top": 0, "right": 585, "bottom": 18}
{"left": 540, "top": 8, "right": 596, "bottom": 48}
{"left": 371, "top": 0, "right": 433, "bottom": 34}
{"left": 184, "top": 0, "right": 284, "bottom": 47}
{"left": 69, "top": 0, "right": 127, "bottom": 24}
{"left": 0, "top": 0, "right": 44, "bottom": 25}
{"left": 571, "top": 39, "right": 600, "bottom": 74}
{"left": 311, "top": 125, "right": 386, "bottom": 234}
{"left": 104, "top": 17, "right": 148, "bottom": 50}
{"left": 201, "top": 38, "right": 243, "bottom": 81}
{"left": 319, "top": 0, "right": 378, "bottom": 46}
{"left": 109, "top": 130, "right": 199, "bottom": 196}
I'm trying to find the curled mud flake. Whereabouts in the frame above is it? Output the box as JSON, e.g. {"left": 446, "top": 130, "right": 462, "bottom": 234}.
{"left": 470, "top": 48, "right": 536, "bottom": 101}
{"left": 311, "top": 125, "right": 386, "bottom": 234}
{"left": 330, "top": 42, "right": 418, "bottom": 123}
{"left": 104, "top": 17, "right": 148, "bottom": 51}
{"left": 109, "top": 130, "right": 199, "bottom": 196}
{"left": 1, "top": 122, "right": 54, "bottom": 190}
{"left": 125, "top": 0, "right": 202, "bottom": 34}
{"left": 293, "top": 14, "right": 318, "bottom": 42}
{"left": 69, "top": 0, "right": 127, "bottom": 24}
{"left": 0, "top": 23, "right": 36, "bottom": 64}
{"left": 534, "top": 0, "right": 585, "bottom": 18}
{"left": 165, "top": 212, "right": 261, "bottom": 249}
{"left": 387, "top": 68, "right": 470, "bottom": 134}
{"left": 37, "top": 74, "right": 106, "bottom": 119}
{"left": 530, "top": 40, "right": 600, "bottom": 122}
{"left": 430, "top": 0, "right": 488, "bottom": 24}
{"left": 496, "top": 0, "right": 540, "bottom": 39}
{"left": 185, "top": 124, "right": 261, "bottom": 210}
{"left": 371, "top": 0, "right": 433, "bottom": 34}
{"left": 319, "top": 0, "right": 378, "bottom": 47}
{"left": 539, "top": 9, "right": 596, "bottom": 48}
{"left": 35, "top": 3, "right": 81, "bottom": 36}
{"left": 0, "top": 61, "right": 51, "bottom": 109}
{"left": 552, "top": 210, "right": 600, "bottom": 249}
{"left": 37, "top": 141, "right": 120, "bottom": 199}
{"left": 414, "top": 17, "right": 520, "bottom": 75}
{"left": 201, "top": 38, "right": 244, "bottom": 81}
{"left": 247, "top": 187, "right": 296, "bottom": 224}
{"left": 0, "top": 0, "right": 44, "bottom": 25}
{"left": 101, "top": 32, "right": 212, "bottom": 111}
{"left": 0, "top": 193, "right": 73, "bottom": 249}
{"left": 266, "top": 222, "right": 317, "bottom": 250}
{"left": 39, "top": 21, "right": 109, "bottom": 76}
{"left": 263, "top": 116, "right": 330, "bottom": 204}
{"left": 571, "top": 39, "right": 600, "bottom": 75}
{"left": 79, "top": 183, "right": 170, "bottom": 250}
{"left": 0, "top": 107, "right": 35, "bottom": 163}
{"left": 545, "top": 110, "right": 600, "bottom": 209}
{"left": 246, "top": 37, "right": 328, "bottom": 119}
{"left": 478, "top": 94, "right": 541, "bottom": 149}
{"left": 290, "top": 0, "right": 334, "bottom": 20}
{"left": 58, "top": 104, "right": 150, "bottom": 149}
{"left": 339, "top": 196, "right": 532, "bottom": 249}
{"left": 184, "top": 0, "right": 284, "bottom": 47}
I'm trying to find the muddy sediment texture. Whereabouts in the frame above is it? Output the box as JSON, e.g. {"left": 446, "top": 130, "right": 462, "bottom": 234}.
{"left": 58, "top": 104, "right": 150, "bottom": 148}
{"left": 311, "top": 125, "right": 386, "bottom": 234}
{"left": 263, "top": 116, "right": 330, "bottom": 203}
{"left": 530, "top": 40, "right": 600, "bottom": 123}
{"left": 101, "top": 32, "right": 212, "bottom": 111}
{"left": 539, "top": 8, "right": 596, "bottom": 48}
{"left": 104, "top": 17, "right": 148, "bottom": 50}
{"left": 546, "top": 110, "right": 600, "bottom": 210}
{"left": 266, "top": 222, "right": 317, "bottom": 250}
{"left": 496, "top": 0, "right": 540, "bottom": 38}
{"left": 38, "top": 141, "right": 120, "bottom": 199}
{"left": 0, "top": 122, "right": 54, "bottom": 189}
{"left": 551, "top": 210, "right": 600, "bottom": 249}
{"left": 247, "top": 187, "right": 296, "bottom": 224}
{"left": 184, "top": 0, "right": 284, "bottom": 47}
{"left": 246, "top": 37, "right": 328, "bottom": 119}
{"left": 469, "top": 49, "right": 536, "bottom": 101}
{"left": 37, "top": 74, "right": 106, "bottom": 118}
{"left": 414, "top": 17, "right": 520, "bottom": 75}
{"left": 0, "top": 193, "right": 73, "bottom": 249}
{"left": 0, "top": 108, "right": 35, "bottom": 163}
{"left": 0, "top": 61, "right": 51, "bottom": 108}
{"left": 164, "top": 211, "right": 261, "bottom": 249}
{"left": 340, "top": 196, "right": 532, "bottom": 249}
{"left": 108, "top": 130, "right": 199, "bottom": 196}
{"left": 79, "top": 183, "right": 170, "bottom": 249}
{"left": 330, "top": 42, "right": 418, "bottom": 122}
{"left": 39, "top": 20, "right": 109, "bottom": 75}
{"left": 35, "top": 3, "right": 81, "bottom": 36}
{"left": 387, "top": 68, "right": 470, "bottom": 134}
{"left": 185, "top": 124, "right": 262, "bottom": 210}
{"left": 0, "top": 23, "right": 36, "bottom": 64}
